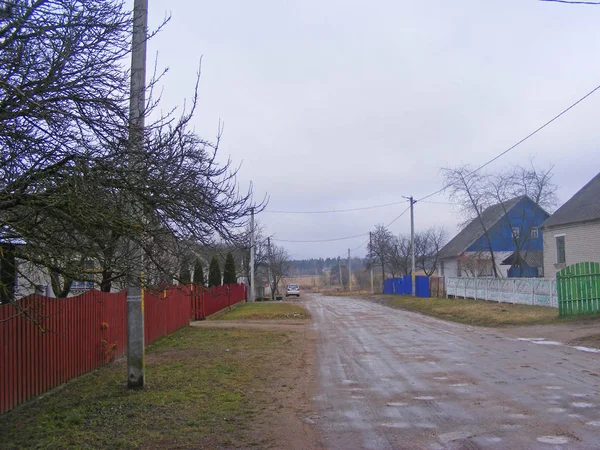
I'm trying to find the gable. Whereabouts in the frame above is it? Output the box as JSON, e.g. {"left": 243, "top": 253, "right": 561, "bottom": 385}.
{"left": 439, "top": 196, "right": 549, "bottom": 258}
{"left": 543, "top": 172, "right": 600, "bottom": 228}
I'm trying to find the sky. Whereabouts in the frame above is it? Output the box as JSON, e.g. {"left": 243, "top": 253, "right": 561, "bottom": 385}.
{"left": 146, "top": 0, "right": 600, "bottom": 260}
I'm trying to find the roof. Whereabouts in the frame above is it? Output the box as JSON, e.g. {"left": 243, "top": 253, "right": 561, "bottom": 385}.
{"left": 501, "top": 250, "right": 543, "bottom": 268}
{"left": 438, "top": 196, "right": 525, "bottom": 259}
{"left": 542, "top": 172, "right": 600, "bottom": 229}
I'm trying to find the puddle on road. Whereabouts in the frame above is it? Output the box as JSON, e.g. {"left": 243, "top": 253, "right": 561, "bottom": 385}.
{"left": 380, "top": 422, "right": 410, "bottom": 429}
{"left": 574, "top": 346, "right": 600, "bottom": 353}
{"left": 547, "top": 407, "right": 566, "bottom": 413}
{"left": 414, "top": 396, "right": 436, "bottom": 401}
{"left": 586, "top": 421, "right": 600, "bottom": 426}
{"left": 571, "top": 402, "right": 595, "bottom": 408}
{"left": 537, "top": 436, "right": 569, "bottom": 444}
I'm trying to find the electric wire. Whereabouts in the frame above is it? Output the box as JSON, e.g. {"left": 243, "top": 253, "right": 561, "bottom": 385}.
{"left": 263, "top": 199, "right": 408, "bottom": 214}
{"left": 417, "top": 82, "right": 600, "bottom": 202}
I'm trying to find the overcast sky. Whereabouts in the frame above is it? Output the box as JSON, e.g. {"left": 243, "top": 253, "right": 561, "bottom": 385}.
{"left": 147, "top": 0, "right": 600, "bottom": 260}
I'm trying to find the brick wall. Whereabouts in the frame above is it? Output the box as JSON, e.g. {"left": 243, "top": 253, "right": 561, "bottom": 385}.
{"left": 543, "top": 220, "right": 600, "bottom": 278}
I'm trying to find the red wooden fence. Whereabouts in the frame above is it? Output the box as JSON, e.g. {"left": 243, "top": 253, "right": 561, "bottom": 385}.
{"left": 0, "top": 290, "right": 127, "bottom": 415}
{"left": 0, "top": 283, "right": 246, "bottom": 414}
{"left": 190, "top": 283, "right": 247, "bottom": 320}
{"left": 144, "top": 286, "right": 191, "bottom": 346}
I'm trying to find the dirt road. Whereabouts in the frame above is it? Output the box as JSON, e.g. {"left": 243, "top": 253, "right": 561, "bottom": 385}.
{"left": 305, "top": 293, "right": 600, "bottom": 449}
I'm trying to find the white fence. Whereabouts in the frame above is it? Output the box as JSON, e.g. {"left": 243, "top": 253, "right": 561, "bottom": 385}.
{"left": 446, "top": 277, "right": 558, "bottom": 308}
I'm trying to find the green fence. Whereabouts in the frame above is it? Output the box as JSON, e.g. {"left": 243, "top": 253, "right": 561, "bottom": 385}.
{"left": 557, "top": 262, "right": 600, "bottom": 317}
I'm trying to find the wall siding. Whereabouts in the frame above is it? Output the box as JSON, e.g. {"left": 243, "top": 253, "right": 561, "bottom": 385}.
{"left": 543, "top": 221, "right": 600, "bottom": 279}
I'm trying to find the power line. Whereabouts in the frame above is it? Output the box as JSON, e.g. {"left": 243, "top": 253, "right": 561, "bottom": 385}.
{"left": 272, "top": 203, "right": 411, "bottom": 245}
{"left": 417, "top": 82, "right": 600, "bottom": 202}
{"left": 263, "top": 199, "right": 407, "bottom": 214}
{"left": 540, "top": 0, "right": 600, "bottom": 4}
{"left": 385, "top": 204, "right": 411, "bottom": 228}
{"left": 272, "top": 232, "right": 368, "bottom": 244}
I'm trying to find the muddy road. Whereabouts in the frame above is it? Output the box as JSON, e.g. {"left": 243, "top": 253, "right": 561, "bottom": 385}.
{"left": 305, "top": 294, "right": 600, "bottom": 449}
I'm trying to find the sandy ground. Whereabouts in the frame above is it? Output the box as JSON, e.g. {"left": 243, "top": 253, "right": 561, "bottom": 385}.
{"left": 192, "top": 319, "right": 323, "bottom": 449}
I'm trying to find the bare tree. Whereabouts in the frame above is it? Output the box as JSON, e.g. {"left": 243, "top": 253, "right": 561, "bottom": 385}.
{"left": 416, "top": 227, "right": 447, "bottom": 276}
{"left": 442, "top": 163, "right": 555, "bottom": 278}
{"left": 0, "top": 1, "right": 264, "bottom": 304}
{"left": 267, "top": 244, "right": 290, "bottom": 300}
{"left": 367, "top": 225, "right": 394, "bottom": 285}
{"left": 387, "top": 235, "right": 411, "bottom": 278}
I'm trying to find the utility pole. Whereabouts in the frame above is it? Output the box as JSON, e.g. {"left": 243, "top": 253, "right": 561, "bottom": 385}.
{"left": 338, "top": 256, "right": 343, "bottom": 289}
{"left": 348, "top": 249, "right": 352, "bottom": 291}
{"left": 370, "top": 232, "right": 374, "bottom": 294}
{"left": 249, "top": 207, "right": 255, "bottom": 302}
{"left": 267, "top": 237, "right": 273, "bottom": 300}
{"left": 410, "top": 196, "right": 416, "bottom": 297}
{"left": 126, "top": 0, "right": 148, "bottom": 389}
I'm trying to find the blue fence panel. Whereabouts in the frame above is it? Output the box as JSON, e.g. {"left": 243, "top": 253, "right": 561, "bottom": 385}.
{"left": 384, "top": 276, "right": 430, "bottom": 297}
{"left": 416, "top": 276, "right": 430, "bottom": 298}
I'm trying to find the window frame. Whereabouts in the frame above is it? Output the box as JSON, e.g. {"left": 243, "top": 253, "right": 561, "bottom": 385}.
{"left": 512, "top": 226, "right": 520, "bottom": 239}
{"left": 555, "top": 234, "right": 566, "bottom": 264}
{"left": 530, "top": 227, "right": 539, "bottom": 239}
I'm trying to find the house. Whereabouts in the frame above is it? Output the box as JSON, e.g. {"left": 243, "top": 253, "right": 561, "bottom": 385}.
{"left": 541, "top": 172, "right": 600, "bottom": 279}
{"left": 438, "top": 196, "right": 549, "bottom": 278}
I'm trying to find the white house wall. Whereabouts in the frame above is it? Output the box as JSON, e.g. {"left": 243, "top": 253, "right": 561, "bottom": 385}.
{"left": 543, "top": 221, "right": 600, "bottom": 279}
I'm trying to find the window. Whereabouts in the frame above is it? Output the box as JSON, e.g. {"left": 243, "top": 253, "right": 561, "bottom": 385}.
{"left": 555, "top": 235, "right": 566, "bottom": 264}
{"left": 531, "top": 227, "right": 538, "bottom": 239}
{"left": 440, "top": 261, "right": 445, "bottom": 277}
{"left": 512, "top": 227, "right": 520, "bottom": 239}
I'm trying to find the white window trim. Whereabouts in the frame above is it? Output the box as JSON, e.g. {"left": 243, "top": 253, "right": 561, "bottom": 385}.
{"left": 531, "top": 227, "right": 538, "bottom": 238}
{"left": 512, "top": 226, "right": 520, "bottom": 239}
{"left": 554, "top": 233, "right": 566, "bottom": 264}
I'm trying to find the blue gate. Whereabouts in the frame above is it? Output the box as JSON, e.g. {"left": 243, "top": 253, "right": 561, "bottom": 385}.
{"left": 383, "top": 276, "right": 430, "bottom": 297}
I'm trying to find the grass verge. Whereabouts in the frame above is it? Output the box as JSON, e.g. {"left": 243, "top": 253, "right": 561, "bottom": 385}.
{"left": 368, "top": 295, "right": 600, "bottom": 327}
{"left": 210, "top": 302, "right": 310, "bottom": 321}
{"left": 0, "top": 326, "right": 303, "bottom": 449}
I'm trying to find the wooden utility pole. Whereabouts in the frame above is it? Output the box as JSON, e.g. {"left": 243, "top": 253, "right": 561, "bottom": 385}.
{"left": 370, "top": 232, "right": 374, "bottom": 294}
{"left": 348, "top": 248, "right": 352, "bottom": 291}
{"left": 249, "top": 207, "right": 255, "bottom": 302}
{"left": 410, "top": 196, "right": 416, "bottom": 297}
{"left": 267, "top": 237, "right": 273, "bottom": 300}
{"left": 338, "top": 256, "right": 343, "bottom": 289}
{"left": 126, "top": 0, "right": 148, "bottom": 389}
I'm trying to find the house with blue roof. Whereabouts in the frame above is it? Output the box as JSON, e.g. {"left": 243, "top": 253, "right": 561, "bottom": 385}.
{"left": 438, "top": 196, "right": 550, "bottom": 278}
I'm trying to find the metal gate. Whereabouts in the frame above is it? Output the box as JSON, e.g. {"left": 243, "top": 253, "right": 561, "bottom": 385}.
{"left": 557, "top": 262, "right": 600, "bottom": 317}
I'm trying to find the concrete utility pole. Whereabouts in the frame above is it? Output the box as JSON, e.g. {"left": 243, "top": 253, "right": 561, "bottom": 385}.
{"left": 370, "top": 232, "right": 374, "bottom": 294}
{"left": 126, "top": 0, "right": 148, "bottom": 389}
{"left": 338, "top": 256, "right": 343, "bottom": 289}
{"left": 410, "top": 196, "right": 416, "bottom": 297}
{"left": 348, "top": 248, "right": 352, "bottom": 291}
{"left": 249, "top": 207, "right": 255, "bottom": 302}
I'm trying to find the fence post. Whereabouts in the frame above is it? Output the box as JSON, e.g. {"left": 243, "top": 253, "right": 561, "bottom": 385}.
{"left": 531, "top": 280, "right": 535, "bottom": 305}
{"left": 512, "top": 279, "right": 516, "bottom": 303}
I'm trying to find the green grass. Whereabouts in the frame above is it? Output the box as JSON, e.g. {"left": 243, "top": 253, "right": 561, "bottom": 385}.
{"left": 210, "top": 302, "right": 310, "bottom": 321}
{"left": 370, "top": 295, "right": 600, "bottom": 327}
{"left": 0, "top": 326, "right": 300, "bottom": 449}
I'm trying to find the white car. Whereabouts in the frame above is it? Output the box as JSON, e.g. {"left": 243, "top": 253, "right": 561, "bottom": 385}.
{"left": 285, "top": 284, "right": 300, "bottom": 297}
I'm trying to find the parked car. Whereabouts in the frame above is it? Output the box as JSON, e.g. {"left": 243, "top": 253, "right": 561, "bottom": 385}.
{"left": 285, "top": 284, "right": 300, "bottom": 297}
